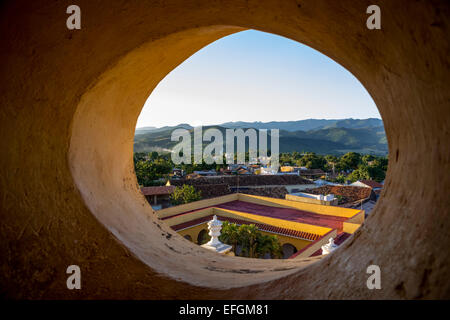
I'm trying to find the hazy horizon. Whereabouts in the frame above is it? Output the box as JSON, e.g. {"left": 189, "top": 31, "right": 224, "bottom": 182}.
{"left": 136, "top": 30, "right": 380, "bottom": 128}
{"left": 136, "top": 117, "right": 383, "bottom": 130}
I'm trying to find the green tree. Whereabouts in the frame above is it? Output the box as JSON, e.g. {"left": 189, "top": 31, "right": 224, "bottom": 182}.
{"left": 152, "top": 158, "right": 172, "bottom": 175}
{"left": 292, "top": 151, "right": 301, "bottom": 160}
{"left": 297, "top": 152, "right": 326, "bottom": 170}
{"left": 347, "top": 161, "right": 386, "bottom": 183}
{"left": 347, "top": 165, "right": 370, "bottom": 182}
{"left": 325, "top": 155, "right": 338, "bottom": 163}
{"left": 134, "top": 160, "right": 157, "bottom": 186}
{"left": 219, "top": 222, "right": 240, "bottom": 253}
{"left": 255, "top": 234, "right": 282, "bottom": 259}
{"left": 219, "top": 222, "right": 283, "bottom": 259}
{"left": 133, "top": 151, "right": 174, "bottom": 187}
{"left": 367, "top": 165, "right": 386, "bottom": 182}
{"left": 150, "top": 151, "right": 159, "bottom": 160}
{"left": 238, "top": 224, "right": 259, "bottom": 258}
{"left": 280, "top": 153, "right": 293, "bottom": 166}
{"left": 170, "top": 185, "right": 202, "bottom": 205}
{"left": 373, "top": 157, "right": 389, "bottom": 172}
{"left": 340, "top": 152, "right": 362, "bottom": 170}
{"left": 362, "top": 154, "right": 376, "bottom": 164}
{"left": 334, "top": 174, "right": 346, "bottom": 184}
{"left": 133, "top": 152, "right": 147, "bottom": 163}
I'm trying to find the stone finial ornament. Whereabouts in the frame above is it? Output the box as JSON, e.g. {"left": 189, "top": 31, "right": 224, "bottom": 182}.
{"left": 201, "top": 215, "right": 232, "bottom": 254}
{"left": 321, "top": 237, "right": 338, "bottom": 255}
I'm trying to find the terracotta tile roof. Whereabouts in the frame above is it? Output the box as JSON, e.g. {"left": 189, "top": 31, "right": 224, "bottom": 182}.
{"left": 171, "top": 214, "right": 321, "bottom": 241}
{"left": 234, "top": 186, "right": 289, "bottom": 199}
{"left": 300, "top": 169, "right": 325, "bottom": 176}
{"left": 140, "top": 186, "right": 175, "bottom": 196}
{"left": 187, "top": 184, "right": 291, "bottom": 200}
{"left": 170, "top": 175, "right": 311, "bottom": 187}
{"left": 302, "top": 185, "right": 375, "bottom": 204}
{"left": 359, "top": 180, "right": 383, "bottom": 189}
{"left": 192, "top": 184, "right": 290, "bottom": 200}
{"left": 193, "top": 184, "right": 232, "bottom": 199}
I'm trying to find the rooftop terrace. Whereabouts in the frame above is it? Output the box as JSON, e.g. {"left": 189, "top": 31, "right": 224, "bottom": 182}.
{"left": 216, "top": 200, "right": 349, "bottom": 232}
{"left": 157, "top": 193, "right": 364, "bottom": 258}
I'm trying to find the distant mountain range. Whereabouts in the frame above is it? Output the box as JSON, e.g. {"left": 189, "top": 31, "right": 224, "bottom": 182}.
{"left": 134, "top": 118, "right": 387, "bottom": 155}
{"left": 218, "top": 118, "right": 384, "bottom": 132}
{"left": 135, "top": 124, "right": 193, "bottom": 135}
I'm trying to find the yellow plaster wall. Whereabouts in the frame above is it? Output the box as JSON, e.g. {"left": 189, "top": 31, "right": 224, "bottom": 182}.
{"left": 157, "top": 193, "right": 238, "bottom": 219}
{"left": 265, "top": 232, "right": 311, "bottom": 251}
{"left": 177, "top": 224, "right": 209, "bottom": 244}
{"left": 160, "top": 195, "right": 337, "bottom": 237}
{"left": 293, "top": 229, "right": 338, "bottom": 259}
{"left": 343, "top": 222, "right": 361, "bottom": 234}
{"left": 164, "top": 206, "right": 330, "bottom": 238}
{"left": 176, "top": 222, "right": 312, "bottom": 252}
{"left": 345, "top": 210, "right": 365, "bottom": 224}
{"left": 161, "top": 207, "right": 214, "bottom": 227}
{"left": 158, "top": 193, "right": 362, "bottom": 228}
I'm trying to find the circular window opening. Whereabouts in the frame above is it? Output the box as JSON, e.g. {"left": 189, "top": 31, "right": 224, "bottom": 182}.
{"left": 69, "top": 25, "right": 390, "bottom": 290}
{"left": 133, "top": 30, "right": 386, "bottom": 261}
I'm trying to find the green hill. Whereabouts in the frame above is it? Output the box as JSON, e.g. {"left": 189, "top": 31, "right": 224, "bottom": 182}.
{"left": 134, "top": 120, "right": 388, "bottom": 156}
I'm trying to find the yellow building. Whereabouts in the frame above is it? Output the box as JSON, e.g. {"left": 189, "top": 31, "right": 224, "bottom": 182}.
{"left": 280, "top": 166, "right": 295, "bottom": 173}
{"left": 157, "top": 193, "right": 364, "bottom": 259}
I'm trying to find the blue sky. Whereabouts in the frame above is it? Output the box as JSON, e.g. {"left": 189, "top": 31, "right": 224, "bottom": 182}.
{"left": 136, "top": 30, "right": 380, "bottom": 128}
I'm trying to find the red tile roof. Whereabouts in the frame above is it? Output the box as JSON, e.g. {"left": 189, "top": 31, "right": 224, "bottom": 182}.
{"left": 216, "top": 200, "right": 352, "bottom": 232}
{"left": 236, "top": 187, "right": 289, "bottom": 199}
{"left": 299, "top": 169, "right": 325, "bottom": 176}
{"left": 302, "top": 185, "right": 375, "bottom": 204}
{"left": 359, "top": 180, "right": 383, "bottom": 189}
{"left": 191, "top": 185, "right": 290, "bottom": 200}
{"left": 170, "top": 214, "right": 321, "bottom": 241}
{"left": 170, "top": 175, "right": 311, "bottom": 187}
{"left": 141, "top": 186, "right": 175, "bottom": 196}
{"left": 193, "top": 184, "right": 232, "bottom": 199}
{"left": 163, "top": 199, "right": 360, "bottom": 259}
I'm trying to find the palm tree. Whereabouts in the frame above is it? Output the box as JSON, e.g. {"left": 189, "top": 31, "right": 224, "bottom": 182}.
{"left": 255, "top": 234, "right": 282, "bottom": 259}
{"left": 219, "top": 222, "right": 240, "bottom": 254}
{"left": 220, "top": 222, "right": 283, "bottom": 259}
{"left": 236, "top": 224, "right": 259, "bottom": 258}
{"left": 246, "top": 224, "right": 259, "bottom": 258}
